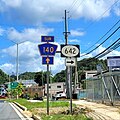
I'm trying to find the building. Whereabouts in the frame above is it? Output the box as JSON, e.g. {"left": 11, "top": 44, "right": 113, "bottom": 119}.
{"left": 18, "top": 79, "right": 38, "bottom": 87}
{"left": 85, "top": 70, "right": 97, "bottom": 79}
{"left": 45, "top": 82, "right": 66, "bottom": 96}
{"left": 24, "top": 85, "right": 44, "bottom": 98}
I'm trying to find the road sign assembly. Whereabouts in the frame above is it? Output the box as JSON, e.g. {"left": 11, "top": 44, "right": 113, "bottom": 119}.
{"left": 65, "top": 57, "right": 76, "bottom": 66}
{"left": 38, "top": 43, "right": 58, "bottom": 56}
{"left": 42, "top": 57, "right": 54, "bottom": 64}
{"left": 61, "top": 44, "right": 80, "bottom": 57}
{"left": 41, "top": 36, "right": 54, "bottom": 42}
{"left": 65, "top": 58, "right": 76, "bottom": 66}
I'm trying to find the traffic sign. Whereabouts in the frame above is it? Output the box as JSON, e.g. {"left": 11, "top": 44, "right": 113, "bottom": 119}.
{"left": 41, "top": 36, "right": 54, "bottom": 42}
{"left": 42, "top": 57, "right": 54, "bottom": 64}
{"left": 10, "top": 82, "right": 18, "bottom": 89}
{"left": 61, "top": 44, "right": 80, "bottom": 57}
{"left": 65, "top": 58, "right": 76, "bottom": 66}
{"left": 38, "top": 43, "right": 58, "bottom": 56}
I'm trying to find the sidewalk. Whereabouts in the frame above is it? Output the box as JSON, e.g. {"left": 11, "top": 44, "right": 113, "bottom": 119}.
{"left": 72, "top": 100, "right": 120, "bottom": 120}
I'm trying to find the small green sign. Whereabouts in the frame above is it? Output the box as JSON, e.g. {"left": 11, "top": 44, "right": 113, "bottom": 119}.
{"left": 9, "top": 82, "right": 19, "bottom": 89}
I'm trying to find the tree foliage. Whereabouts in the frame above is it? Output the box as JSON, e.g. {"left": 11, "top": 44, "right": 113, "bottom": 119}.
{"left": 19, "top": 72, "right": 36, "bottom": 80}
{"left": 0, "top": 69, "right": 9, "bottom": 85}
{"left": 34, "top": 71, "right": 47, "bottom": 86}
{"left": 53, "top": 70, "right": 66, "bottom": 83}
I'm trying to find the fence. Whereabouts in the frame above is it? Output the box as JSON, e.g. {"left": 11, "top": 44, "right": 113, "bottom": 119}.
{"left": 85, "top": 71, "right": 120, "bottom": 105}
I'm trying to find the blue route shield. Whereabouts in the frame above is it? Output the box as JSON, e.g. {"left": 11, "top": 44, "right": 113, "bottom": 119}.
{"left": 38, "top": 43, "right": 58, "bottom": 56}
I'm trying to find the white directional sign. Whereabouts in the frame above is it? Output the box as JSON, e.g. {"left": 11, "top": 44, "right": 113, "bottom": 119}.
{"left": 65, "top": 58, "right": 76, "bottom": 66}
{"left": 61, "top": 45, "right": 80, "bottom": 57}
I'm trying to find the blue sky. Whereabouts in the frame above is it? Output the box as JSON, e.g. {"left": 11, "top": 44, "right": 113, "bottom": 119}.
{"left": 0, "top": 0, "right": 120, "bottom": 75}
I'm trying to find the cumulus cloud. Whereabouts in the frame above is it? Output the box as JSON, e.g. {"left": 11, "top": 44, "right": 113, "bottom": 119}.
{"left": 0, "top": 0, "right": 119, "bottom": 25}
{"left": 7, "top": 27, "right": 54, "bottom": 43}
{"left": 1, "top": 0, "right": 22, "bottom": 8}
{"left": 0, "top": 27, "right": 5, "bottom": 36}
{"left": 69, "top": 39, "right": 80, "bottom": 43}
{"left": 1, "top": 40, "right": 65, "bottom": 75}
{"left": 70, "top": 29, "right": 85, "bottom": 37}
{"left": 0, "top": 63, "right": 15, "bottom": 74}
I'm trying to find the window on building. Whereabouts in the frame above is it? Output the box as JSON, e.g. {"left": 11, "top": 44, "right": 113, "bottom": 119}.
{"left": 57, "top": 85, "right": 61, "bottom": 88}
{"left": 49, "top": 86, "right": 51, "bottom": 89}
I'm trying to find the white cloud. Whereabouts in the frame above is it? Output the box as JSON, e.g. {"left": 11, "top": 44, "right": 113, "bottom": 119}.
{"left": 70, "top": 29, "right": 85, "bottom": 37}
{"left": 69, "top": 39, "right": 80, "bottom": 43}
{"left": 0, "top": 63, "right": 15, "bottom": 74}
{"left": 7, "top": 27, "right": 54, "bottom": 43}
{"left": 0, "top": 27, "right": 5, "bottom": 36}
{"left": 80, "top": 45, "right": 120, "bottom": 60}
{"left": 0, "top": 0, "right": 119, "bottom": 24}
{"left": 1, "top": 41, "right": 65, "bottom": 75}
{"left": 1, "top": 0, "right": 22, "bottom": 8}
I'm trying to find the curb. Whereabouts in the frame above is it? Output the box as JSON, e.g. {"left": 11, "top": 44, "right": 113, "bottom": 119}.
{"left": 13, "top": 101, "right": 42, "bottom": 120}
{"left": 13, "top": 102, "right": 27, "bottom": 111}
{"left": 32, "top": 114, "right": 42, "bottom": 120}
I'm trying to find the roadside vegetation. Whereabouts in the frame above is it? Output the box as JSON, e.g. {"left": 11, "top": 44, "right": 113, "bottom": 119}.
{"left": 8, "top": 98, "right": 72, "bottom": 110}
{"left": 8, "top": 99, "right": 92, "bottom": 120}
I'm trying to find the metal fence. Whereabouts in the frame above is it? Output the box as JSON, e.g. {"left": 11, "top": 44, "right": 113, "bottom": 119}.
{"left": 86, "top": 71, "right": 120, "bottom": 105}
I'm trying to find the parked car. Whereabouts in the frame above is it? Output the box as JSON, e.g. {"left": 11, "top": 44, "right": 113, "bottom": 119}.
{"left": 33, "top": 97, "right": 43, "bottom": 101}
{"left": 54, "top": 92, "right": 66, "bottom": 100}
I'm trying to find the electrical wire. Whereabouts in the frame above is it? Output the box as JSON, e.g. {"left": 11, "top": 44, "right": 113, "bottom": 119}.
{"left": 68, "top": 0, "right": 120, "bottom": 56}
{"left": 68, "top": 0, "right": 79, "bottom": 12}
{"left": 84, "top": 0, "right": 120, "bottom": 30}
{"left": 79, "top": 38, "right": 120, "bottom": 64}
{"left": 69, "top": 0, "right": 85, "bottom": 16}
{"left": 94, "top": 38, "right": 120, "bottom": 58}
{"left": 82, "top": 19, "right": 120, "bottom": 54}
{"left": 81, "top": 25, "right": 120, "bottom": 57}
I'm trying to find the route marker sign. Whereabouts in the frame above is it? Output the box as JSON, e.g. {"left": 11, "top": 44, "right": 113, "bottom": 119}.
{"left": 65, "top": 58, "right": 76, "bottom": 66}
{"left": 41, "top": 36, "right": 54, "bottom": 42}
{"left": 61, "top": 44, "right": 80, "bottom": 57}
{"left": 42, "top": 57, "right": 54, "bottom": 64}
{"left": 38, "top": 43, "right": 58, "bottom": 56}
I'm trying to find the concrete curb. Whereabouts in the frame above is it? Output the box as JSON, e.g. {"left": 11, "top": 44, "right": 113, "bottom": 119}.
{"left": 13, "top": 101, "right": 42, "bottom": 120}
{"left": 32, "top": 114, "right": 42, "bottom": 120}
{"left": 13, "top": 101, "right": 27, "bottom": 111}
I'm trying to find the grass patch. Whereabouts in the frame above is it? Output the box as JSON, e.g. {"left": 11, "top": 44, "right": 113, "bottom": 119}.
{"left": 41, "top": 114, "right": 92, "bottom": 120}
{"left": 7, "top": 98, "right": 73, "bottom": 110}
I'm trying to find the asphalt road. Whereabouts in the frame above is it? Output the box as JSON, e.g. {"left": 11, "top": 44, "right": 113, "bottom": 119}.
{"left": 0, "top": 100, "right": 26, "bottom": 120}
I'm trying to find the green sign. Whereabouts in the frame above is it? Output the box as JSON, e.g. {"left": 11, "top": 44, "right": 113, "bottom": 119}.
{"left": 9, "top": 82, "right": 19, "bottom": 89}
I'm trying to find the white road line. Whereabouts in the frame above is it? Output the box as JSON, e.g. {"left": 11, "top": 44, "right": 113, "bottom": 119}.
{"left": 10, "top": 103, "right": 26, "bottom": 120}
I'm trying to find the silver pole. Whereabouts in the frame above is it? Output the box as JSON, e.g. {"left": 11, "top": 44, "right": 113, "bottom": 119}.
{"left": 111, "top": 76, "right": 120, "bottom": 96}
{"left": 16, "top": 43, "right": 19, "bottom": 82}
{"left": 16, "top": 43, "right": 19, "bottom": 99}
{"left": 68, "top": 66, "right": 72, "bottom": 114}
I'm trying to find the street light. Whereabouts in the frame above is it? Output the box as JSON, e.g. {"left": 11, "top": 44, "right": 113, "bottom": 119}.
{"left": 8, "top": 40, "right": 28, "bottom": 82}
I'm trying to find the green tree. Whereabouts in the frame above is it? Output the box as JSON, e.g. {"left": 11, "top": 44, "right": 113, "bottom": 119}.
{"left": 53, "top": 70, "right": 66, "bottom": 82}
{"left": 0, "top": 69, "right": 9, "bottom": 85}
{"left": 34, "top": 71, "right": 47, "bottom": 86}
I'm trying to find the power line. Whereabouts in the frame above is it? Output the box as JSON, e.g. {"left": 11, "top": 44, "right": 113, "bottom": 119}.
{"left": 83, "top": 0, "right": 120, "bottom": 30}
{"left": 81, "top": 25, "right": 120, "bottom": 57}
{"left": 69, "top": 0, "right": 85, "bottom": 16}
{"left": 94, "top": 38, "right": 120, "bottom": 58}
{"left": 79, "top": 38, "right": 120, "bottom": 65}
{"left": 68, "top": 0, "right": 78, "bottom": 12}
{"left": 82, "top": 19, "right": 120, "bottom": 53}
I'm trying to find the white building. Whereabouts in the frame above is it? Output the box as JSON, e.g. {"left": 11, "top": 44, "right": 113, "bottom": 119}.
{"left": 45, "top": 82, "right": 66, "bottom": 96}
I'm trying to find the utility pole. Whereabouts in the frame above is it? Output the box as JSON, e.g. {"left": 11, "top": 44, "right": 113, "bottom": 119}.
{"left": 63, "top": 10, "right": 70, "bottom": 99}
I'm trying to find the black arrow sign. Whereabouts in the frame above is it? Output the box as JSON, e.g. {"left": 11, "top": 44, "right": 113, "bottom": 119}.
{"left": 67, "top": 60, "right": 74, "bottom": 64}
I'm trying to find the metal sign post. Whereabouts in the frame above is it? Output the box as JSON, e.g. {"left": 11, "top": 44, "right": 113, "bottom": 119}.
{"left": 47, "top": 62, "right": 49, "bottom": 115}
{"left": 60, "top": 44, "right": 80, "bottom": 114}
{"left": 38, "top": 36, "right": 57, "bottom": 115}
